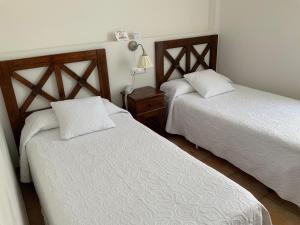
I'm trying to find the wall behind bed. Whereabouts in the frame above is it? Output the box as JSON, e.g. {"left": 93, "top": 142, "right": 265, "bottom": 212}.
{"left": 218, "top": 0, "right": 300, "bottom": 99}
{"left": 0, "top": 0, "right": 219, "bottom": 164}
{"left": 0, "top": 124, "right": 28, "bottom": 225}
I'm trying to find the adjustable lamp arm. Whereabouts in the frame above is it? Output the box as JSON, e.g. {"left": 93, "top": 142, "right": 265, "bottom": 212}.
{"left": 128, "top": 41, "right": 146, "bottom": 55}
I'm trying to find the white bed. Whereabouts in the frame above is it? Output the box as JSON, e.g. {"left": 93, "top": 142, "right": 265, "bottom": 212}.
{"left": 165, "top": 83, "right": 300, "bottom": 207}
{"left": 21, "top": 103, "right": 271, "bottom": 225}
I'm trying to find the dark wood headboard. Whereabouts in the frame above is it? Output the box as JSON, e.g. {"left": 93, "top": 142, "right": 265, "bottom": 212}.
{"left": 155, "top": 35, "right": 218, "bottom": 88}
{"left": 0, "top": 49, "right": 111, "bottom": 144}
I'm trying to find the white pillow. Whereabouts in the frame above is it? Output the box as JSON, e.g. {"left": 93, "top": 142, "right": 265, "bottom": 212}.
{"left": 201, "top": 69, "right": 233, "bottom": 83}
{"left": 160, "top": 78, "right": 195, "bottom": 106}
{"left": 184, "top": 70, "right": 234, "bottom": 98}
{"left": 51, "top": 97, "right": 115, "bottom": 139}
{"left": 23, "top": 99, "right": 122, "bottom": 133}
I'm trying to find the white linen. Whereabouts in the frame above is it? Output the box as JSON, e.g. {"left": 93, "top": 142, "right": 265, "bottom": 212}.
{"left": 25, "top": 109, "right": 59, "bottom": 130}
{"left": 184, "top": 70, "right": 234, "bottom": 98}
{"left": 19, "top": 109, "right": 58, "bottom": 183}
{"left": 51, "top": 97, "right": 115, "bottom": 140}
{"left": 24, "top": 112, "right": 271, "bottom": 225}
{"left": 166, "top": 84, "right": 300, "bottom": 207}
{"left": 160, "top": 79, "right": 195, "bottom": 129}
{"left": 19, "top": 100, "right": 126, "bottom": 183}
{"left": 160, "top": 78, "right": 194, "bottom": 108}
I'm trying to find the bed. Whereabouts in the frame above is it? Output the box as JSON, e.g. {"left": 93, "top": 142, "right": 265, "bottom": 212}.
{"left": 0, "top": 48, "right": 272, "bottom": 225}
{"left": 155, "top": 35, "right": 300, "bottom": 207}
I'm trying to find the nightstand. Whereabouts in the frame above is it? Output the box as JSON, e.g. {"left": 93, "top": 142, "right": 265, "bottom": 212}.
{"left": 121, "top": 86, "right": 165, "bottom": 133}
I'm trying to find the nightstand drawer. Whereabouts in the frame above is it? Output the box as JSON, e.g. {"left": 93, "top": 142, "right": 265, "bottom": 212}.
{"left": 121, "top": 86, "right": 165, "bottom": 134}
{"left": 135, "top": 96, "right": 164, "bottom": 113}
{"left": 135, "top": 108, "right": 165, "bottom": 133}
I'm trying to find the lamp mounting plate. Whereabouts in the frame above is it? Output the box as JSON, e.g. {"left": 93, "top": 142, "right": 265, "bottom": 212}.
{"left": 128, "top": 41, "right": 138, "bottom": 51}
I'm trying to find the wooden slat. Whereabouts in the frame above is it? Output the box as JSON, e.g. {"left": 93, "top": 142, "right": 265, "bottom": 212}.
{"left": 54, "top": 65, "right": 65, "bottom": 100}
{"left": 155, "top": 42, "right": 165, "bottom": 88}
{"left": 159, "top": 35, "right": 218, "bottom": 49}
{"left": 209, "top": 35, "right": 218, "bottom": 70}
{"left": 96, "top": 49, "right": 111, "bottom": 100}
{"left": 164, "top": 48, "right": 186, "bottom": 81}
{"left": 12, "top": 72, "right": 57, "bottom": 102}
{"left": 155, "top": 35, "right": 219, "bottom": 88}
{"left": 190, "top": 44, "right": 210, "bottom": 72}
{"left": 7, "top": 56, "right": 52, "bottom": 71}
{"left": 185, "top": 45, "right": 191, "bottom": 73}
{"left": 8, "top": 50, "right": 96, "bottom": 71}
{"left": 61, "top": 64, "right": 100, "bottom": 98}
{"left": 0, "top": 63, "right": 22, "bottom": 144}
{"left": 20, "top": 65, "right": 54, "bottom": 113}
{"left": 67, "top": 60, "right": 97, "bottom": 99}
{"left": 60, "top": 64, "right": 78, "bottom": 80}
{"left": 52, "top": 50, "right": 97, "bottom": 64}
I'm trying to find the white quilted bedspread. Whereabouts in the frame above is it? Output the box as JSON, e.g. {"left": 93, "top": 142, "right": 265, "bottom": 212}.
{"left": 166, "top": 84, "right": 300, "bottom": 207}
{"left": 25, "top": 112, "right": 271, "bottom": 225}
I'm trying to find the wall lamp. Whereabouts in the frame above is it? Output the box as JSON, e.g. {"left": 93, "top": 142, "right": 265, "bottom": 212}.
{"left": 124, "top": 41, "right": 153, "bottom": 95}
{"left": 128, "top": 41, "right": 153, "bottom": 70}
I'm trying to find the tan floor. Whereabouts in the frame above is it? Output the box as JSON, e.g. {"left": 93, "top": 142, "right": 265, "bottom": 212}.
{"left": 20, "top": 134, "right": 300, "bottom": 225}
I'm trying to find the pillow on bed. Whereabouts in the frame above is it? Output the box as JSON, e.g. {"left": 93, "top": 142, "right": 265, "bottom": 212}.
{"left": 160, "top": 78, "right": 195, "bottom": 105}
{"left": 51, "top": 97, "right": 115, "bottom": 139}
{"left": 184, "top": 70, "right": 234, "bottom": 98}
{"left": 23, "top": 99, "right": 121, "bottom": 131}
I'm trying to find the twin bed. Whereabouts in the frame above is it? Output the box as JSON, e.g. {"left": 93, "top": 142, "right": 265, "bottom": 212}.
{"left": 0, "top": 36, "right": 280, "bottom": 225}
{"left": 155, "top": 35, "right": 300, "bottom": 208}
{"left": 22, "top": 106, "right": 270, "bottom": 225}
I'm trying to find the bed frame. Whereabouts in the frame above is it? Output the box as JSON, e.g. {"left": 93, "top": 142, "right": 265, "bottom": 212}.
{"left": 155, "top": 35, "right": 218, "bottom": 88}
{"left": 0, "top": 49, "right": 111, "bottom": 144}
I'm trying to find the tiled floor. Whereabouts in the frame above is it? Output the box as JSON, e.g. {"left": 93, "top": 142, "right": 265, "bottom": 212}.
{"left": 20, "top": 134, "right": 300, "bottom": 225}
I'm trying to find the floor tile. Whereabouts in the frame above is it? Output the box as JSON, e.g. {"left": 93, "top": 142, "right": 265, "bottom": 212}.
{"left": 261, "top": 195, "right": 300, "bottom": 225}
{"left": 264, "top": 192, "right": 300, "bottom": 217}
{"left": 168, "top": 135, "right": 214, "bottom": 161}
{"left": 228, "top": 170, "right": 270, "bottom": 200}
{"left": 20, "top": 183, "right": 45, "bottom": 225}
{"left": 203, "top": 156, "right": 239, "bottom": 177}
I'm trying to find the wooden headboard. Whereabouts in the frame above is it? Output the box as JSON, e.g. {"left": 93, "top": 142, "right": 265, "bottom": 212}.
{"left": 155, "top": 35, "right": 218, "bottom": 88}
{"left": 0, "top": 49, "right": 111, "bottom": 144}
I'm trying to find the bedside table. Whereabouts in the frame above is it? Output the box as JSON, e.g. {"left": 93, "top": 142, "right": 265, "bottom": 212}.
{"left": 121, "top": 86, "right": 166, "bottom": 133}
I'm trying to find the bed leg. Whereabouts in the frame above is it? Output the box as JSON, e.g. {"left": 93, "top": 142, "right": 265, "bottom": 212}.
{"left": 195, "top": 145, "right": 198, "bottom": 149}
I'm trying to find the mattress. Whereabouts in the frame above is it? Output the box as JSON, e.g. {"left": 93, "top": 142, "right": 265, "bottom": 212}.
{"left": 166, "top": 84, "right": 300, "bottom": 207}
{"left": 24, "top": 112, "right": 271, "bottom": 225}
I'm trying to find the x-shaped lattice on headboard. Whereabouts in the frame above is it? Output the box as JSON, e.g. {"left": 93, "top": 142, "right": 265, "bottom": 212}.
{"left": 155, "top": 35, "right": 218, "bottom": 88}
{"left": 11, "top": 59, "right": 102, "bottom": 114}
{"left": 0, "top": 49, "right": 111, "bottom": 144}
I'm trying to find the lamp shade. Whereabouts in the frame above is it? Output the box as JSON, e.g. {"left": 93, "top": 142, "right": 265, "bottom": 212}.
{"left": 137, "top": 55, "right": 153, "bottom": 69}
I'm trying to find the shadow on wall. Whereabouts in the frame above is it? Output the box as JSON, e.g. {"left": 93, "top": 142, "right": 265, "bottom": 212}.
{"left": 0, "top": 92, "right": 18, "bottom": 165}
{"left": 0, "top": 123, "right": 28, "bottom": 225}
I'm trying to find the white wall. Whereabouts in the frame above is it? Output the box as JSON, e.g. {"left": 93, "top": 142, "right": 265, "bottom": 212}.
{"left": 0, "top": 124, "right": 28, "bottom": 225}
{"left": 0, "top": 0, "right": 219, "bottom": 163}
{"left": 0, "top": 0, "right": 211, "bottom": 53}
{"left": 218, "top": 0, "right": 300, "bottom": 99}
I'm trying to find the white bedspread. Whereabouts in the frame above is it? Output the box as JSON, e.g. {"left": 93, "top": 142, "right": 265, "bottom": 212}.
{"left": 24, "top": 112, "right": 271, "bottom": 225}
{"left": 166, "top": 84, "right": 300, "bottom": 207}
